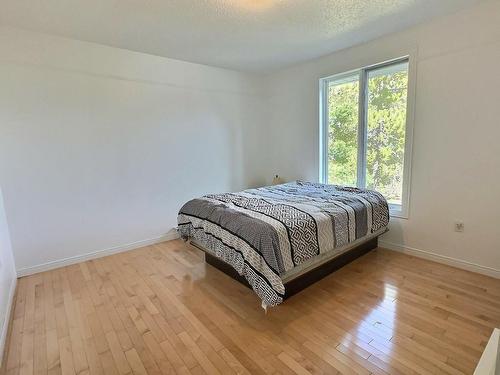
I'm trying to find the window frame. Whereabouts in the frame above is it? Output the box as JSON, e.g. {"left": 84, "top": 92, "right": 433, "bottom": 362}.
{"left": 319, "top": 55, "right": 416, "bottom": 219}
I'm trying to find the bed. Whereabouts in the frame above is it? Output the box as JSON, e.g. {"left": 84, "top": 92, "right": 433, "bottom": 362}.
{"left": 177, "top": 181, "right": 389, "bottom": 309}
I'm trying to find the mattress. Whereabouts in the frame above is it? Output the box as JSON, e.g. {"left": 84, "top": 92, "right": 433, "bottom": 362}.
{"left": 177, "top": 181, "right": 390, "bottom": 307}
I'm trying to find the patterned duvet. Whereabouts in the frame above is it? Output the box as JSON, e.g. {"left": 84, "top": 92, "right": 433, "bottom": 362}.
{"left": 177, "top": 181, "right": 389, "bottom": 307}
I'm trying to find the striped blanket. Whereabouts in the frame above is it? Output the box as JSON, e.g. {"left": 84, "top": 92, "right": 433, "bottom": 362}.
{"left": 177, "top": 181, "right": 389, "bottom": 307}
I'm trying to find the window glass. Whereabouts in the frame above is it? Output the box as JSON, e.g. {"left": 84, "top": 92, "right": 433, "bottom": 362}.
{"left": 366, "top": 62, "right": 408, "bottom": 205}
{"left": 327, "top": 75, "right": 359, "bottom": 186}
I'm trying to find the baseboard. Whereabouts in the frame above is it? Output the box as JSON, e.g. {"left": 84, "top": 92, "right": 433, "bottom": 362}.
{"left": 16, "top": 232, "right": 180, "bottom": 277}
{"left": 0, "top": 277, "right": 17, "bottom": 368}
{"left": 379, "top": 240, "right": 500, "bottom": 279}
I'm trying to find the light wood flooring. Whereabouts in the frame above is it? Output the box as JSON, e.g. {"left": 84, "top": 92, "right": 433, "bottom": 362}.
{"left": 2, "top": 239, "right": 500, "bottom": 375}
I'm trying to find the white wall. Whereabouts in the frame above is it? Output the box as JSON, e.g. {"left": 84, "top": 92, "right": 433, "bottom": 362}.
{"left": 264, "top": 0, "right": 500, "bottom": 276}
{"left": 0, "top": 27, "right": 268, "bottom": 274}
{"left": 0, "top": 187, "right": 16, "bottom": 366}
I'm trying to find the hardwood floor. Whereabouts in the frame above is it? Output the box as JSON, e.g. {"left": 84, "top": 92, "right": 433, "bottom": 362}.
{"left": 2, "top": 240, "right": 500, "bottom": 375}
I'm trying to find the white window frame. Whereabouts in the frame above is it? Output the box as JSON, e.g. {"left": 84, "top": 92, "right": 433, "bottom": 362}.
{"left": 319, "top": 54, "right": 416, "bottom": 219}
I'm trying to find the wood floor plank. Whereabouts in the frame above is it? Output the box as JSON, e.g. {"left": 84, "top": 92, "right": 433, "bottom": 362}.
{"left": 45, "top": 329, "right": 61, "bottom": 375}
{"left": 105, "top": 331, "right": 132, "bottom": 375}
{"left": 124, "top": 349, "right": 148, "bottom": 375}
{"left": 19, "top": 279, "right": 36, "bottom": 375}
{"left": 57, "top": 336, "right": 76, "bottom": 375}
{"left": 2, "top": 241, "right": 499, "bottom": 375}
{"left": 278, "top": 352, "right": 313, "bottom": 375}
{"left": 178, "top": 332, "right": 219, "bottom": 374}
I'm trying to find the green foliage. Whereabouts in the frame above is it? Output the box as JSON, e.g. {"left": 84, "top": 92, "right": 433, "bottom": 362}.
{"left": 327, "top": 81, "right": 358, "bottom": 187}
{"left": 328, "top": 70, "right": 408, "bottom": 203}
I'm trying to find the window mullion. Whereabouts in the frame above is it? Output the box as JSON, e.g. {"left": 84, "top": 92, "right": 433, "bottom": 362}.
{"left": 320, "top": 79, "right": 329, "bottom": 183}
{"left": 357, "top": 69, "right": 368, "bottom": 188}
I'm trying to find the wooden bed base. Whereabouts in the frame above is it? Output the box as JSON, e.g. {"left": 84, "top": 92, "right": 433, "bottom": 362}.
{"left": 202, "top": 236, "right": 378, "bottom": 300}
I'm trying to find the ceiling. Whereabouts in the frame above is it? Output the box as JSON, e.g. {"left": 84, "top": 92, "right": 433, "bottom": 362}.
{"left": 0, "top": 0, "right": 483, "bottom": 72}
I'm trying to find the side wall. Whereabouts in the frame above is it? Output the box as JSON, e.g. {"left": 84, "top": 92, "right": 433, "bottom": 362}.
{"left": 0, "top": 187, "right": 16, "bottom": 366}
{"left": 0, "top": 27, "right": 268, "bottom": 274}
{"left": 264, "top": 0, "right": 500, "bottom": 276}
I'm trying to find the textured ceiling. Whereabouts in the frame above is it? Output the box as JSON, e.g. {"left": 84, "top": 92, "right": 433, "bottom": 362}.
{"left": 0, "top": 0, "right": 483, "bottom": 72}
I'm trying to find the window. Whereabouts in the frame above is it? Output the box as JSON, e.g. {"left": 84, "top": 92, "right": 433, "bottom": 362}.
{"left": 320, "top": 57, "right": 413, "bottom": 218}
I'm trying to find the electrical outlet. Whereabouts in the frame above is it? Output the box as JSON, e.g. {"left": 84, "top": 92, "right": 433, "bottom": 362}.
{"left": 454, "top": 221, "right": 464, "bottom": 232}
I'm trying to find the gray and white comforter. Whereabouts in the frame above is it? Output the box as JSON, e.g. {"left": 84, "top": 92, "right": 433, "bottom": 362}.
{"left": 177, "top": 181, "right": 389, "bottom": 307}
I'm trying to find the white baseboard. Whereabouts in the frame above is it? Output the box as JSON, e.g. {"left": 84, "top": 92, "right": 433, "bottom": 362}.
{"left": 0, "top": 277, "right": 17, "bottom": 368}
{"left": 379, "top": 240, "right": 500, "bottom": 279}
{"left": 16, "top": 232, "right": 180, "bottom": 277}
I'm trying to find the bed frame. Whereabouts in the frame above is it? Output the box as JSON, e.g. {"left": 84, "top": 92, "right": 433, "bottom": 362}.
{"left": 192, "top": 235, "right": 379, "bottom": 300}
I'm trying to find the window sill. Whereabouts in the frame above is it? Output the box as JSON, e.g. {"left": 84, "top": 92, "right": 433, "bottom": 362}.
{"left": 390, "top": 212, "right": 408, "bottom": 220}
{"left": 389, "top": 204, "right": 408, "bottom": 219}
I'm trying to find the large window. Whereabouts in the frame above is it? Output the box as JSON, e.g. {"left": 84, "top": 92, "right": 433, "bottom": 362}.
{"left": 320, "top": 57, "right": 413, "bottom": 217}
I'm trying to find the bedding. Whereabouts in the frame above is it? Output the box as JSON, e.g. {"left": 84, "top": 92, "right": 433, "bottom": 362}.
{"left": 177, "top": 181, "right": 389, "bottom": 308}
